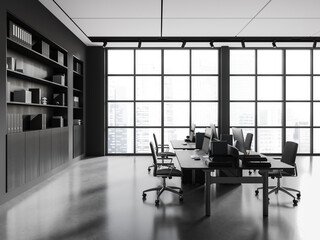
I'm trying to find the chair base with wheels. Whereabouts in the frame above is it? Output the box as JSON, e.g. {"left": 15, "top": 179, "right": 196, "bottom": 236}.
{"left": 142, "top": 175, "right": 183, "bottom": 206}
{"left": 143, "top": 141, "right": 183, "bottom": 206}
{"left": 255, "top": 176, "right": 301, "bottom": 206}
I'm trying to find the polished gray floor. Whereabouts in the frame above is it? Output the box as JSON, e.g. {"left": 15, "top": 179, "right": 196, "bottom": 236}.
{"left": 0, "top": 156, "right": 319, "bottom": 240}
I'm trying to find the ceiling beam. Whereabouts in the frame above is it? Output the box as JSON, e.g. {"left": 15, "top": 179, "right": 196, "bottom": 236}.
{"left": 89, "top": 36, "right": 320, "bottom": 43}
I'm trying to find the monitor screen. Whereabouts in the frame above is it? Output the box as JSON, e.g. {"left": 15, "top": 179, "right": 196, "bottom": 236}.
{"left": 189, "top": 123, "right": 196, "bottom": 142}
{"left": 232, "top": 127, "right": 246, "bottom": 153}
{"left": 210, "top": 123, "right": 218, "bottom": 140}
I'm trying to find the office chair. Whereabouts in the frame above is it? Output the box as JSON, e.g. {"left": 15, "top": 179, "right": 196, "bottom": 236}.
{"left": 255, "top": 141, "right": 301, "bottom": 206}
{"left": 142, "top": 142, "right": 183, "bottom": 206}
{"left": 147, "top": 133, "right": 175, "bottom": 172}
{"left": 244, "top": 133, "right": 254, "bottom": 174}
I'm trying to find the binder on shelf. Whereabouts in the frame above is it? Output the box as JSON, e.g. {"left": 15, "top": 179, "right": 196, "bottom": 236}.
{"left": 29, "top": 114, "right": 46, "bottom": 130}
{"left": 52, "top": 74, "right": 65, "bottom": 85}
{"left": 33, "top": 40, "right": 50, "bottom": 57}
{"left": 13, "top": 90, "right": 32, "bottom": 103}
{"left": 52, "top": 116, "right": 64, "bottom": 128}
{"left": 51, "top": 49, "right": 64, "bottom": 65}
{"left": 29, "top": 88, "right": 41, "bottom": 104}
{"left": 8, "top": 20, "right": 32, "bottom": 48}
{"left": 53, "top": 93, "right": 66, "bottom": 106}
{"left": 7, "top": 57, "right": 15, "bottom": 70}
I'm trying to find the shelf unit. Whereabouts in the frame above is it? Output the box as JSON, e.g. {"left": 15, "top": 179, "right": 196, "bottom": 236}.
{"left": 6, "top": 13, "right": 69, "bottom": 192}
{"left": 73, "top": 56, "right": 84, "bottom": 158}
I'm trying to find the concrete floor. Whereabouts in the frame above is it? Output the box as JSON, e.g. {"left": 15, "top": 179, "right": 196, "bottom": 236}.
{"left": 0, "top": 156, "right": 319, "bottom": 240}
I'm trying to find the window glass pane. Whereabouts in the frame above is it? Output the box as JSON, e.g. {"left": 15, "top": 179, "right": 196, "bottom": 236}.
{"left": 191, "top": 50, "right": 218, "bottom": 74}
{"left": 286, "top": 50, "right": 310, "bottom": 74}
{"left": 192, "top": 102, "right": 218, "bottom": 126}
{"left": 164, "top": 128, "right": 189, "bottom": 143}
{"left": 313, "top": 129, "right": 320, "bottom": 153}
{"left": 136, "top": 103, "right": 161, "bottom": 126}
{"left": 164, "top": 103, "right": 189, "bottom": 126}
{"left": 230, "top": 50, "right": 255, "bottom": 74}
{"left": 230, "top": 76, "right": 255, "bottom": 100}
{"left": 192, "top": 76, "right": 218, "bottom": 100}
{"left": 164, "top": 50, "right": 189, "bottom": 74}
{"left": 108, "top": 76, "right": 133, "bottom": 100}
{"left": 257, "top": 128, "right": 282, "bottom": 153}
{"left": 286, "top": 102, "right": 310, "bottom": 126}
{"left": 136, "top": 50, "right": 161, "bottom": 74}
{"left": 136, "top": 76, "right": 161, "bottom": 100}
{"left": 257, "top": 77, "right": 282, "bottom": 100}
{"left": 286, "top": 77, "right": 310, "bottom": 100}
{"left": 257, "top": 50, "right": 283, "bottom": 74}
{"left": 164, "top": 76, "right": 190, "bottom": 100}
{"left": 313, "top": 77, "right": 320, "bottom": 100}
{"left": 313, "top": 50, "right": 320, "bottom": 74}
{"left": 258, "top": 102, "right": 282, "bottom": 126}
{"left": 108, "top": 103, "right": 134, "bottom": 126}
{"left": 313, "top": 103, "right": 320, "bottom": 126}
{"left": 230, "top": 102, "right": 255, "bottom": 126}
{"left": 136, "top": 128, "right": 161, "bottom": 153}
{"left": 286, "top": 128, "right": 310, "bottom": 153}
{"left": 108, "top": 128, "right": 134, "bottom": 153}
{"left": 108, "top": 50, "right": 134, "bottom": 74}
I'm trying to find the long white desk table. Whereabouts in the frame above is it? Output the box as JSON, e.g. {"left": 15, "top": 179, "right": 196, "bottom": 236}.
{"left": 175, "top": 149, "right": 294, "bottom": 217}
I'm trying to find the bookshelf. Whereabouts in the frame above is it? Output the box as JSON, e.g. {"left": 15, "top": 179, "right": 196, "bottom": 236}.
{"left": 6, "top": 13, "right": 69, "bottom": 192}
{"left": 73, "top": 56, "right": 84, "bottom": 158}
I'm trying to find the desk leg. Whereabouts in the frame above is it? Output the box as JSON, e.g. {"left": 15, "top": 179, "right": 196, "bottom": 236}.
{"left": 262, "top": 171, "right": 268, "bottom": 217}
{"left": 205, "top": 171, "right": 211, "bottom": 216}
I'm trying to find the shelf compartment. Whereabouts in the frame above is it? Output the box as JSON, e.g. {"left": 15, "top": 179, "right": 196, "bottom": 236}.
{"left": 7, "top": 69, "right": 68, "bottom": 89}
{"left": 7, "top": 38, "right": 68, "bottom": 70}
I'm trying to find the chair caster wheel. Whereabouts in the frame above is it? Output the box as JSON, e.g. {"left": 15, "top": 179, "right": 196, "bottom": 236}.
{"left": 255, "top": 190, "right": 259, "bottom": 196}
{"left": 155, "top": 200, "right": 159, "bottom": 206}
{"left": 297, "top": 193, "right": 301, "bottom": 199}
{"left": 142, "top": 193, "right": 146, "bottom": 200}
{"left": 179, "top": 197, "right": 183, "bottom": 202}
{"left": 148, "top": 168, "right": 151, "bottom": 172}
{"left": 293, "top": 199, "right": 298, "bottom": 206}
{"left": 179, "top": 190, "right": 183, "bottom": 194}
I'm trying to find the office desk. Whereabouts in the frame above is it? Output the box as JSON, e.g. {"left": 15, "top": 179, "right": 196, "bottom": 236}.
{"left": 175, "top": 150, "right": 294, "bottom": 217}
{"left": 170, "top": 140, "right": 196, "bottom": 150}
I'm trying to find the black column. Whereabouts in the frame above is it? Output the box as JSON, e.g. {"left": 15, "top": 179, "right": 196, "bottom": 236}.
{"left": 219, "top": 46, "right": 230, "bottom": 135}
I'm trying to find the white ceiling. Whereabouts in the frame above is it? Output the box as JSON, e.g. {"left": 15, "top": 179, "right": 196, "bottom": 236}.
{"left": 38, "top": 0, "right": 320, "bottom": 47}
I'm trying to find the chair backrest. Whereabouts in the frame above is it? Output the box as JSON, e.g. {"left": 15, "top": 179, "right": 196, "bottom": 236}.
{"left": 244, "top": 133, "right": 253, "bottom": 151}
{"left": 153, "top": 133, "right": 159, "bottom": 155}
{"left": 202, "top": 127, "right": 212, "bottom": 154}
{"left": 281, "top": 141, "right": 298, "bottom": 175}
{"left": 149, "top": 141, "right": 159, "bottom": 177}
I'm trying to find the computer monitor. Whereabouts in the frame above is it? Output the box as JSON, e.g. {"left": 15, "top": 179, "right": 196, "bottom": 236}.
{"left": 189, "top": 123, "right": 196, "bottom": 142}
{"left": 232, "top": 127, "right": 246, "bottom": 153}
{"left": 210, "top": 123, "right": 219, "bottom": 140}
{"left": 202, "top": 127, "right": 212, "bottom": 154}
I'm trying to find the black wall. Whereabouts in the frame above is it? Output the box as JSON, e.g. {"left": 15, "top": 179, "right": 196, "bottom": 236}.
{"left": 0, "top": 0, "right": 86, "bottom": 204}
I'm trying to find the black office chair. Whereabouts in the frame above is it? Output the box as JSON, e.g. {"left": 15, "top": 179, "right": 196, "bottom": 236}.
{"left": 255, "top": 141, "right": 301, "bottom": 206}
{"left": 142, "top": 142, "right": 183, "bottom": 206}
{"left": 147, "top": 133, "right": 176, "bottom": 172}
{"left": 244, "top": 133, "right": 254, "bottom": 174}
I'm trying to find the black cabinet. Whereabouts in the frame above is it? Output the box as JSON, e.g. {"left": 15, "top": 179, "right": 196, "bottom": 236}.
{"left": 39, "top": 129, "right": 52, "bottom": 175}
{"left": 6, "top": 127, "right": 68, "bottom": 192}
{"left": 26, "top": 131, "right": 40, "bottom": 182}
{"left": 7, "top": 132, "right": 26, "bottom": 192}
{"left": 73, "top": 125, "right": 84, "bottom": 158}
